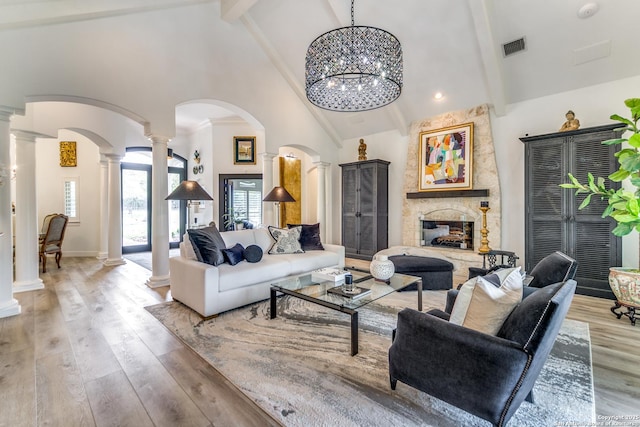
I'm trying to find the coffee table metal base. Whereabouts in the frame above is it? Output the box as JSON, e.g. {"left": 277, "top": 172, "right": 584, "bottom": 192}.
{"left": 270, "top": 278, "right": 422, "bottom": 356}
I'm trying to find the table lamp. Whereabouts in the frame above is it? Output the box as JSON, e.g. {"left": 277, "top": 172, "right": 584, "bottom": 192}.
{"left": 263, "top": 186, "right": 295, "bottom": 227}
{"left": 165, "top": 180, "right": 213, "bottom": 229}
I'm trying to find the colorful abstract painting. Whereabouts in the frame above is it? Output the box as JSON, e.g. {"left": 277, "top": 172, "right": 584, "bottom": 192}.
{"left": 418, "top": 122, "right": 473, "bottom": 191}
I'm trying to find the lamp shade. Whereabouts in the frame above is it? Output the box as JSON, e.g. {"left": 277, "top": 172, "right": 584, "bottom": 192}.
{"left": 165, "top": 180, "right": 213, "bottom": 201}
{"left": 263, "top": 186, "right": 295, "bottom": 203}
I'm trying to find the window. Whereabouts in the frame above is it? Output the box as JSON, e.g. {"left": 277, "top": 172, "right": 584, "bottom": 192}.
{"left": 64, "top": 177, "right": 79, "bottom": 222}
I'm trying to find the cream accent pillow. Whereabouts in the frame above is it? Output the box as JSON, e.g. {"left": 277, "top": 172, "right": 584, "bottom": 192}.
{"left": 450, "top": 267, "right": 523, "bottom": 335}
{"left": 183, "top": 232, "right": 197, "bottom": 260}
{"left": 449, "top": 276, "right": 478, "bottom": 325}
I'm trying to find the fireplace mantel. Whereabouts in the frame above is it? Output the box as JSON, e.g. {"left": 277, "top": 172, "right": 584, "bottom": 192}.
{"left": 406, "top": 189, "right": 489, "bottom": 199}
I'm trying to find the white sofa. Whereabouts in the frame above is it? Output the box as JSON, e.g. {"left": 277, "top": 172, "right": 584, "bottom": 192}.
{"left": 169, "top": 228, "right": 345, "bottom": 317}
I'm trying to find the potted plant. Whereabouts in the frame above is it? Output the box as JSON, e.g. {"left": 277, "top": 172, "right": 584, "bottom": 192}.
{"left": 560, "top": 97, "right": 640, "bottom": 325}
{"left": 222, "top": 208, "right": 247, "bottom": 231}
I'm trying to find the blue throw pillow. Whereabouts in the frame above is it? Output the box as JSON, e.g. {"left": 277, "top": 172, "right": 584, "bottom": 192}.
{"left": 222, "top": 243, "right": 245, "bottom": 265}
{"left": 187, "top": 226, "right": 226, "bottom": 266}
{"left": 243, "top": 244, "right": 263, "bottom": 263}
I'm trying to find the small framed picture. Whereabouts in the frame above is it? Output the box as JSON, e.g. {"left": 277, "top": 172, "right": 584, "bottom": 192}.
{"left": 234, "top": 136, "right": 256, "bottom": 165}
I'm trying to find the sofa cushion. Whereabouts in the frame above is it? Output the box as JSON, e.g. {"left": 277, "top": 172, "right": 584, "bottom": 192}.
{"left": 268, "top": 226, "right": 304, "bottom": 254}
{"left": 243, "top": 244, "right": 263, "bottom": 263}
{"left": 218, "top": 256, "right": 291, "bottom": 292}
{"left": 287, "top": 223, "right": 324, "bottom": 251}
{"left": 222, "top": 243, "right": 245, "bottom": 265}
{"left": 221, "top": 229, "right": 257, "bottom": 249}
{"left": 254, "top": 228, "right": 275, "bottom": 252}
{"left": 187, "top": 226, "right": 226, "bottom": 266}
{"left": 285, "top": 251, "right": 341, "bottom": 275}
{"left": 450, "top": 267, "right": 523, "bottom": 335}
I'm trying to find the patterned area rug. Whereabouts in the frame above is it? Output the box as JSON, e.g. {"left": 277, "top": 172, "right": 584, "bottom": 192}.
{"left": 145, "top": 291, "right": 594, "bottom": 426}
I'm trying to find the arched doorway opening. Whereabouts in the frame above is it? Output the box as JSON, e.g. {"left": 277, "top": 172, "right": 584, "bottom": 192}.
{"left": 121, "top": 147, "right": 187, "bottom": 253}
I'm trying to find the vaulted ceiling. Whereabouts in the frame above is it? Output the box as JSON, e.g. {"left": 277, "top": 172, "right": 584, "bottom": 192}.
{"left": 2, "top": 0, "right": 638, "bottom": 140}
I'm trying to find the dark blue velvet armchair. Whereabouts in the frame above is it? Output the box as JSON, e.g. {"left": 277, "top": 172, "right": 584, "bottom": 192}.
{"left": 389, "top": 278, "right": 577, "bottom": 427}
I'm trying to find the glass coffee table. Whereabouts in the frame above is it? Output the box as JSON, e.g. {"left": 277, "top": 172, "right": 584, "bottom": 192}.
{"left": 270, "top": 269, "right": 422, "bottom": 356}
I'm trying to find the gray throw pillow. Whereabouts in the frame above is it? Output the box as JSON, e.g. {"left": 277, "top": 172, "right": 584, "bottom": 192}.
{"left": 187, "top": 225, "right": 226, "bottom": 266}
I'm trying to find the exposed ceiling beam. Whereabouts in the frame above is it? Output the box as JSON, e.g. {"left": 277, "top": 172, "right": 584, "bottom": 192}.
{"left": 468, "top": 0, "right": 507, "bottom": 116}
{"left": 220, "top": 0, "right": 258, "bottom": 23}
{"left": 240, "top": 13, "right": 343, "bottom": 148}
{"left": 0, "top": 0, "right": 214, "bottom": 31}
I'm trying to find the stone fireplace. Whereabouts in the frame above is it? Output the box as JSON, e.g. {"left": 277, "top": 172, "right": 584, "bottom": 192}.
{"left": 400, "top": 105, "right": 502, "bottom": 274}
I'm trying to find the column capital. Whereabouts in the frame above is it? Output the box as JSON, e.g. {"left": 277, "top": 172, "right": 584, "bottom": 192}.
{"left": 104, "top": 152, "right": 123, "bottom": 162}
{"left": 11, "top": 130, "right": 43, "bottom": 142}
{"left": 147, "top": 134, "right": 171, "bottom": 145}
{"left": 313, "top": 161, "right": 331, "bottom": 169}
{"left": 260, "top": 152, "right": 278, "bottom": 161}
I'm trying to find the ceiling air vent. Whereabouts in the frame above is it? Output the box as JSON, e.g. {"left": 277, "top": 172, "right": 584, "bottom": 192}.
{"left": 502, "top": 37, "right": 526, "bottom": 57}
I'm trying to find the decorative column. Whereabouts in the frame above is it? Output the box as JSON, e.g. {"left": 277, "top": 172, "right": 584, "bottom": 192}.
{"left": 13, "top": 130, "right": 44, "bottom": 292}
{"left": 261, "top": 152, "right": 277, "bottom": 226}
{"left": 147, "top": 136, "right": 170, "bottom": 288}
{"left": 314, "top": 161, "right": 330, "bottom": 242}
{"left": 97, "top": 155, "right": 108, "bottom": 259}
{"left": 103, "top": 153, "right": 126, "bottom": 266}
{"left": 0, "top": 108, "right": 20, "bottom": 318}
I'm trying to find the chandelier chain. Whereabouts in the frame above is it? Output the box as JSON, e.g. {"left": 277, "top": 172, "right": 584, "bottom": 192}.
{"left": 351, "top": 0, "right": 355, "bottom": 26}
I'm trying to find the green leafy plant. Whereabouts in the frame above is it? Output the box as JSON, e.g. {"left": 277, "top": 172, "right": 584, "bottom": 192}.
{"left": 560, "top": 98, "right": 640, "bottom": 236}
{"left": 222, "top": 208, "right": 247, "bottom": 229}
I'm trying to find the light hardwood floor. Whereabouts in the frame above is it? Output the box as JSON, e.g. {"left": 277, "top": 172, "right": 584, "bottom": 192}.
{"left": 1, "top": 257, "right": 639, "bottom": 426}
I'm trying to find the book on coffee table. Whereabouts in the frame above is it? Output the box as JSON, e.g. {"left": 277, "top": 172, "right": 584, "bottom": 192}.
{"left": 311, "top": 268, "right": 349, "bottom": 282}
{"left": 327, "top": 285, "right": 371, "bottom": 300}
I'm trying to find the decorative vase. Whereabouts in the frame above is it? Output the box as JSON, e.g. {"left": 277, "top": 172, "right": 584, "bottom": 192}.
{"left": 370, "top": 255, "right": 395, "bottom": 281}
{"left": 608, "top": 267, "right": 640, "bottom": 326}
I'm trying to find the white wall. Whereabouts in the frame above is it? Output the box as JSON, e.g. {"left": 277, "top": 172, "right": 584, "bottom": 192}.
{"left": 337, "top": 130, "right": 409, "bottom": 247}
{"left": 491, "top": 75, "right": 640, "bottom": 267}
{"left": 36, "top": 130, "right": 101, "bottom": 256}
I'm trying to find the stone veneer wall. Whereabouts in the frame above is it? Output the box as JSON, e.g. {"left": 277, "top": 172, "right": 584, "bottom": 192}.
{"left": 402, "top": 104, "right": 501, "bottom": 273}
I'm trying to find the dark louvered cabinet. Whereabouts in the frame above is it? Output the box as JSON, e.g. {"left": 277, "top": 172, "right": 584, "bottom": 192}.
{"left": 521, "top": 124, "right": 623, "bottom": 299}
{"left": 340, "top": 159, "right": 390, "bottom": 260}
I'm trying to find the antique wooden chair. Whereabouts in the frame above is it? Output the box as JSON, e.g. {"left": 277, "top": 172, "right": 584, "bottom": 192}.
{"left": 39, "top": 213, "right": 69, "bottom": 273}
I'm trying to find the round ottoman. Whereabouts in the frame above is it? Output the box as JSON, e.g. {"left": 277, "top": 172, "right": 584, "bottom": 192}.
{"left": 388, "top": 255, "right": 453, "bottom": 291}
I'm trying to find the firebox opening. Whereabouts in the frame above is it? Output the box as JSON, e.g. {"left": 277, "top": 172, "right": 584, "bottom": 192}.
{"left": 420, "top": 219, "right": 474, "bottom": 251}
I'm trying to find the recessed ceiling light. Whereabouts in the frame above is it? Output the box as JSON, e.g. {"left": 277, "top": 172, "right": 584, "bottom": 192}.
{"left": 577, "top": 2, "right": 599, "bottom": 19}
{"left": 434, "top": 92, "right": 444, "bottom": 100}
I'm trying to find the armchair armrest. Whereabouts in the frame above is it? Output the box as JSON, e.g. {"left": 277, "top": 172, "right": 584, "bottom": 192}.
{"left": 389, "top": 308, "right": 529, "bottom": 419}
{"left": 445, "top": 289, "right": 459, "bottom": 314}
